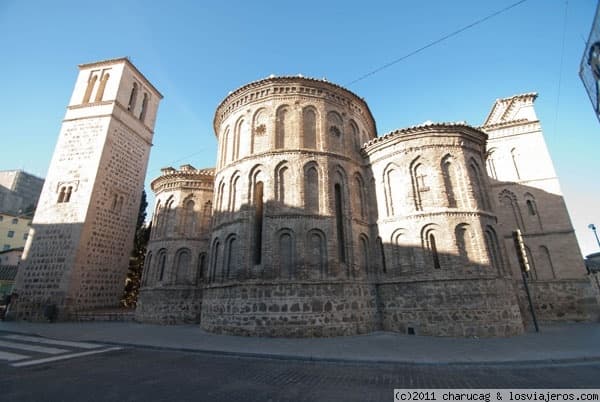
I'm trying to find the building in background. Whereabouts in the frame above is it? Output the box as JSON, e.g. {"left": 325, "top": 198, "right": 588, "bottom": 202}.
{"left": 11, "top": 58, "right": 162, "bottom": 320}
{"left": 0, "top": 212, "right": 32, "bottom": 251}
{"left": 0, "top": 170, "right": 44, "bottom": 215}
{"left": 0, "top": 248, "right": 22, "bottom": 298}
{"left": 580, "top": 1, "right": 600, "bottom": 123}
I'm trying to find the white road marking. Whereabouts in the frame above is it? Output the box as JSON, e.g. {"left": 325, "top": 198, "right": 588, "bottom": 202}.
{"left": 3, "top": 335, "right": 101, "bottom": 349}
{"left": 11, "top": 347, "right": 122, "bottom": 367}
{"left": 0, "top": 350, "right": 30, "bottom": 361}
{"left": 0, "top": 340, "right": 67, "bottom": 355}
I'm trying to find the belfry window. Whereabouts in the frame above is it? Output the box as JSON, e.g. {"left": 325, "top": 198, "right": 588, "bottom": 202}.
{"left": 127, "top": 83, "right": 138, "bottom": 111}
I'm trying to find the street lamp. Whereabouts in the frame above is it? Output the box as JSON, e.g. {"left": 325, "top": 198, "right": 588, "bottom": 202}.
{"left": 588, "top": 224, "right": 600, "bottom": 249}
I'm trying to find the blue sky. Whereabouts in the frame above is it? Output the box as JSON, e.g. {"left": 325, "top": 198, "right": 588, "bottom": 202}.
{"left": 1, "top": 0, "right": 599, "bottom": 255}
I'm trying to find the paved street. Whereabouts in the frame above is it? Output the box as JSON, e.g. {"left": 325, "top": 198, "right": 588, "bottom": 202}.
{"left": 1, "top": 345, "right": 600, "bottom": 402}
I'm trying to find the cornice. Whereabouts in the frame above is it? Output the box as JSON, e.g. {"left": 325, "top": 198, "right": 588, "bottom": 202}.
{"left": 213, "top": 76, "right": 376, "bottom": 136}
{"left": 362, "top": 122, "right": 487, "bottom": 157}
{"left": 78, "top": 57, "right": 163, "bottom": 99}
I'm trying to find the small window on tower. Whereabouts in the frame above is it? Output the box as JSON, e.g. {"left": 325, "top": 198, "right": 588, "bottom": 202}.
{"left": 7, "top": 230, "right": 15, "bottom": 238}
{"left": 11, "top": 218, "right": 18, "bottom": 224}
{"left": 139, "top": 93, "right": 149, "bottom": 122}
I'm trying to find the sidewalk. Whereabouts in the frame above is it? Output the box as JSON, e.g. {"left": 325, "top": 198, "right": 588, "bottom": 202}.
{"left": 1, "top": 320, "right": 599, "bottom": 365}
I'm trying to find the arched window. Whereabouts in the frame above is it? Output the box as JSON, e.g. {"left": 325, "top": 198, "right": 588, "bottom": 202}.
{"left": 410, "top": 157, "right": 425, "bottom": 211}
{"left": 229, "top": 175, "right": 239, "bottom": 212}
{"left": 139, "top": 93, "right": 149, "bottom": 122}
{"left": 392, "top": 229, "right": 414, "bottom": 274}
{"left": 57, "top": 187, "right": 66, "bottom": 203}
{"left": 308, "top": 229, "right": 327, "bottom": 278}
{"left": 354, "top": 173, "right": 367, "bottom": 219}
{"left": 484, "top": 226, "right": 503, "bottom": 274}
{"left": 511, "top": 148, "right": 521, "bottom": 180}
{"left": 422, "top": 226, "right": 441, "bottom": 269}
{"left": 304, "top": 164, "right": 319, "bottom": 213}
{"left": 334, "top": 182, "right": 346, "bottom": 264}
{"left": 202, "top": 201, "right": 212, "bottom": 230}
{"left": 64, "top": 186, "right": 73, "bottom": 203}
{"left": 127, "top": 82, "right": 138, "bottom": 112}
{"left": 209, "top": 239, "right": 220, "bottom": 283}
{"left": 253, "top": 181, "right": 264, "bottom": 265}
{"left": 526, "top": 199, "right": 536, "bottom": 215}
{"left": 327, "top": 111, "right": 343, "bottom": 153}
{"left": 165, "top": 197, "right": 176, "bottom": 236}
{"left": 94, "top": 72, "right": 109, "bottom": 102}
{"left": 377, "top": 236, "right": 386, "bottom": 274}
{"left": 349, "top": 120, "right": 360, "bottom": 152}
{"left": 499, "top": 189, "right": 524, "bottom": 230}
{"left": 251, "top": 108, "right": 267, "bottom": 154}
{"left": 197, "top": 252, "right": 207, "bottom": 284}
{"left": 540, "top": 245, "right": 556, "bottom": 279}
{"left": 224, "top": 235, "right": 238, "bottom": 280}
{"left": 157, "top": 250, "right": 167, "bottom": 282}
{"left": 469, "top": 159, "right": 490, "bottom": 211}
{"left": 429, "top": 233, "right": 440, "bottom": 269}
{"left": 278, "top": 230, "right": 294, "bottom": 279}
{"left": 275, "top": 163, "right": 290, "bottom": 204}
{"left": 219, "top": 128, "right": 230, "bottom": 168}
{"left": 486, "top": 149, "right": 498, "bottom": 180}
{"left": 360, "top": 234, "right": 369, "bottom": 276}
{"left": 455, "top": 223, "right": 476, "bottom": 264}
{"left": 82, "top": 73, "right": 98, "bottom": 104}
{"left": 233, "top": 118, "right": 244, "bottom": 161}
{"left": 216, "top": 180, "right": 226, "bottom": 213}
{"left": 275, "top": 106, "right": 289, "bottom": 149}
{"left": 302, "top": 107, "right": 317, "bottom": 149}
{"left": 384, "top": 164, "right": 400, "bottom": 216}
{"left": 441, "top": 155, "right": 457, "bottom": 208}
{"left": 175, "top": 248, "right": 191, "bottom": 284}
{"left": 152, "top": 201, "right": 162, "bottom": 239}
{"left": 183, "top": 199, "right": 195, "bottom": 235}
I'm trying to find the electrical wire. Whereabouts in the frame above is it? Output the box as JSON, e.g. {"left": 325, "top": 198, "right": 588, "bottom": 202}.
{"left": 347, "top": 0, "right": 530, "bottom": 86}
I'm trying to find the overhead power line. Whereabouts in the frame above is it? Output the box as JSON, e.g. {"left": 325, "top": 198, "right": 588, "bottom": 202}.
{"left": 347, "top": 0, "right": 530, "bottom": 86}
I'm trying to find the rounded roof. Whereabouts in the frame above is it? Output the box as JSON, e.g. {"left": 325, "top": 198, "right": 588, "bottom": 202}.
{"left": 213, "top": 75, "right": 376, "bottom": 135}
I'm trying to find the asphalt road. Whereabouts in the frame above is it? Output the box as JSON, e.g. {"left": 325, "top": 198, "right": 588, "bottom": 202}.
{"left": 1, "top": 347, "right": 600, "bottom": 401}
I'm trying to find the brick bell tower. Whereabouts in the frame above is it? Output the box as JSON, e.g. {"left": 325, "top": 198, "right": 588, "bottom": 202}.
{"left": 12, "top": 58, "right": 162, "bottom": 320}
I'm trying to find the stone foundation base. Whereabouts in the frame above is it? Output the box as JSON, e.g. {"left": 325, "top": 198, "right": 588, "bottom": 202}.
{"left": 135, "top": 287, "right": 203, "bottom": 324}
{"left": 517, "top": 277, "right": 600, "bottom": 324}
{"left": 201, "top": 282, "right": 378, "bottom": 337}
{"left": 378, "top": 277, "right": 524, "bottom": 337}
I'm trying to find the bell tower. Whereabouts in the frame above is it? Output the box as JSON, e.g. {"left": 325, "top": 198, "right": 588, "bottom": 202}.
{"left": 12, "top": 58, "right": 162, "bottom": 320}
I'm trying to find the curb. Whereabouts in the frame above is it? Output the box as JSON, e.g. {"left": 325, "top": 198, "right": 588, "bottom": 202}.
{"left": 2, "top": 328, "right": 600, "bottom": 367}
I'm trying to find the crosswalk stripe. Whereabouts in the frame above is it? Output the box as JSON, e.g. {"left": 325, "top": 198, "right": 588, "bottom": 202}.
{"left": 0, "top": 340, "right": 67, "bottom": 355}
{"left": 0, "top": 350, "right": 30, "bottom": 361}
{"left": 11, "top": 347, "right": 122, "bottom": 367}
{"left": 3, "top": 335, "right": 101, "bottom": 349}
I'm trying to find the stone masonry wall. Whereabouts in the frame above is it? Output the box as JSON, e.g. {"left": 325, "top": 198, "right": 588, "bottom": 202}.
{"left": 136, "top": 288, "right": 203, "bottom": 324}
{"left": 378, "top": 278, "right": 524, "bottom": 337}
{"left": 516, "top": 277, "right": 600, "bottom": 325}
{"left": 201, "top": 282, "right": 378, "bottom": 337}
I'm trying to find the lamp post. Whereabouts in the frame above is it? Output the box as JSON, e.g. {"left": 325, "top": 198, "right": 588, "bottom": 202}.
{"left": 589, "top": 224, "right": 600, "bottom": 249}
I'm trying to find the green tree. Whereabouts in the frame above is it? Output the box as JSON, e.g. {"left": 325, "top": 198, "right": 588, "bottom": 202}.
{"left": 120, "top": 190, "right": 150, "bottom": 308}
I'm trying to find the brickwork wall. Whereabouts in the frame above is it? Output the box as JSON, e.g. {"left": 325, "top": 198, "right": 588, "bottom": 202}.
{"left": 12, "top": 59, "right": 161, "bottom": 320}
{"left": 135, "top": 166, "right": 214, "bottom": 324}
